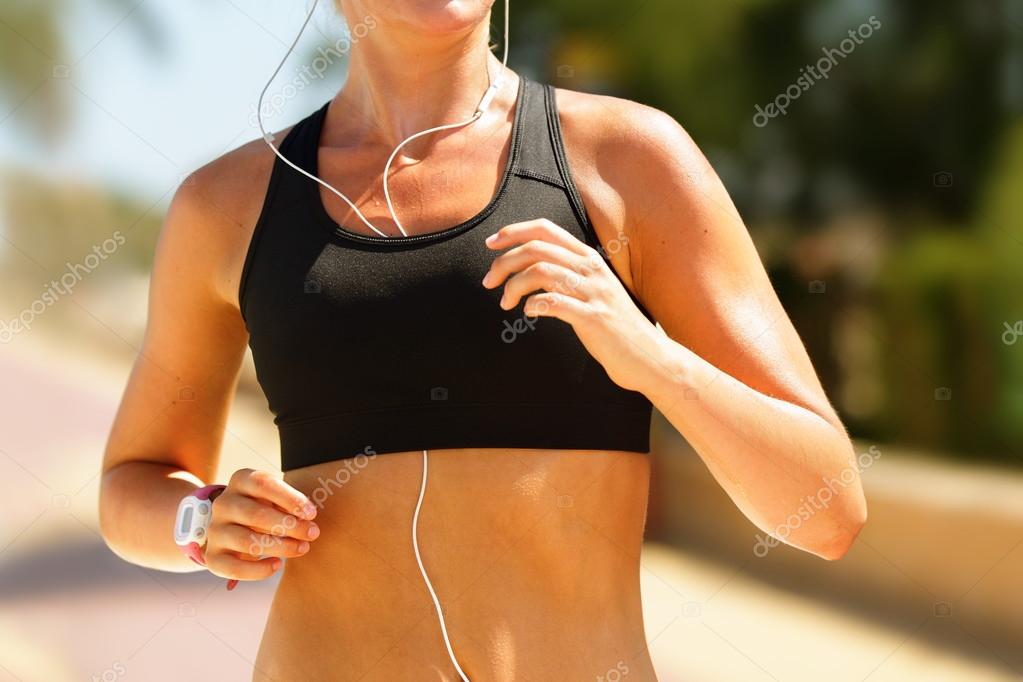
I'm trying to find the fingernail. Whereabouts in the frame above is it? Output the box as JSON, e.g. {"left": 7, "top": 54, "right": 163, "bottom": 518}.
{"left": 303, "top": 503, "right": 316, "bottom": 518}
{"left": 298, "top": 541, "right": 310, "bottom": 554}
{"left": 271, "top": 558, "right": 282, "bottom": 570}
{"left": 481, "top": 272, "right": 492, "bottom": 287}
{"left": 307, "top": 524, "right": 320, "bottom": 539}
{"left": 485, "top": 233, "right": 497, "bottom": 245}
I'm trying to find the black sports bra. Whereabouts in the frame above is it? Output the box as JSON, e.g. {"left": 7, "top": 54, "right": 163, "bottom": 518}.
{"left": 239, "top": 76, "right": 654, "bottom": 472}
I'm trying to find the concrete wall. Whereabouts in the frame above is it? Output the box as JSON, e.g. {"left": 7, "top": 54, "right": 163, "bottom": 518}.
{"left": 645, "top": 412, "right": 1023, "bottom": 656}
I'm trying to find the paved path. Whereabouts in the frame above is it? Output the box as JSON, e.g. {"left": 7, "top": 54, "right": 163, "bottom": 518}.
{"left": 0, "top": 332, "right": 1018, "bottom": 681}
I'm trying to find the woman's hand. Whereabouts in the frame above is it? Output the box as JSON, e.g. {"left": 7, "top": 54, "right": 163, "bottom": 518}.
{"left": 203, "top": 469, "right": 321, "bottom": 584}
{"left": 482, "top": 219, "right": 672, "bottom": 397}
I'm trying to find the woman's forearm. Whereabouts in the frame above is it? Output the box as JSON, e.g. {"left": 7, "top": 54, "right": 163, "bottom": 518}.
{"left": 99, "top": 461, "right": 206, "bottom": 572}
{"left": 641, "top": 338, "right": 868, "bottom": 560}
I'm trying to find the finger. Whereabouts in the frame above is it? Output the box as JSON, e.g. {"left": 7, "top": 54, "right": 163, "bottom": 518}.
{"left": 500, "top": 262, "right": 591, "bottom": 310}
{"left": 206, "top": 552, "right": 282, "bottom": 582}
{"left": 216, "top": 523, "right": 311, "bottom": 559}
{"left": 482, "top": 239, "right": 587, "bottom": 289}
{"left": 229, "top": 469, "right": 317, "bottom": 520}
{"left": 214, "top": 493, "right": 320, "bottom": 541}
{"left": 486, "top": 219, "right": 597, "bottom": 258}
{"left": 522, "top": 292, "right": 591, "bottom": 325}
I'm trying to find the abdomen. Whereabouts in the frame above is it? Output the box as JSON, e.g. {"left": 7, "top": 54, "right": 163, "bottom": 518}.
{"left": 255, "top": 447, "right": 656, "bottom": 681}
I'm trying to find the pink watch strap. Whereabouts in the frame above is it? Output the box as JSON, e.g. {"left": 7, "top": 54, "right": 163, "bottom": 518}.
{"left": 193, "top": 484, "right": 226, "bottom": 501}
{"left": 181, "top": 484, "right": 238, "bottom": 590}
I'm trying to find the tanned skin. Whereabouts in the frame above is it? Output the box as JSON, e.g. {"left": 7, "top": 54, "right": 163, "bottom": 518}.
{"left": 100, "top": 1, "right": 866, "bottom": 679}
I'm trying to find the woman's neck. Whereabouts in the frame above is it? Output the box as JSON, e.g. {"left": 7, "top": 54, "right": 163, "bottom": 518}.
{"left": 333, "top": 17, "right": 499, "bottom": 150}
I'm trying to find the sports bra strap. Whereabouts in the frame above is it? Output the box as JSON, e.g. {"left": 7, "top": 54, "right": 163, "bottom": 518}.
{"left": 506, "top": 77, "right": 565, "bottom": 188}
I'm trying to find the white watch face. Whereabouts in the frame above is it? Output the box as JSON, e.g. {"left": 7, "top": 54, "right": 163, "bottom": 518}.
{"left": 173, "top": 496, "right": 214, "bottom": 546}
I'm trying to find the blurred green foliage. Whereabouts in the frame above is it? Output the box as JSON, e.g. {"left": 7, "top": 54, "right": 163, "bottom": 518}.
{"left": 1, "top": 170, "right": 162, "bottom": 273}
{"left": 510, "top": 0, "right": 1023, "bottom": 462}
{"left": 1, "top": 0, "right": 1020, "bottom": 462}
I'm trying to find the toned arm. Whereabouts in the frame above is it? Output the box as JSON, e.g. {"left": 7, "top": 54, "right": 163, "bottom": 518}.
{"left": 557, "top": 91, "right": 867, "bottom": 559}
{"left": 99, "top": 142, "right": 268, "bottom": 570}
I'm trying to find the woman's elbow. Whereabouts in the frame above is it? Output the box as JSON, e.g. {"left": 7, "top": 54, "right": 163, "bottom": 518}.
{"left": 97, "top": 472, "right": 128, "bottom": 556}
{"left": 814, "top": 493, "right": 868, "bottom": 561}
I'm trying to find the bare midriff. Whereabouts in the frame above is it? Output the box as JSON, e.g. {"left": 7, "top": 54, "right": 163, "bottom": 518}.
{"left": 253, "top": 447, "right": 656, "bottom": 682}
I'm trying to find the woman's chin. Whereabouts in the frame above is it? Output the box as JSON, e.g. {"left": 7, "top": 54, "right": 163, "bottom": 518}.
{"left": 382, "top": 0, "right": 492, "bottom": 36}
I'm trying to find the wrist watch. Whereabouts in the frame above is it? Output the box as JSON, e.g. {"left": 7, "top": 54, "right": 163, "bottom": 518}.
{"left": 174, "top": 484, "right": 226, "bottom": 565}
{"left": 174, "top": 484, "right": 239, "bottom": 593}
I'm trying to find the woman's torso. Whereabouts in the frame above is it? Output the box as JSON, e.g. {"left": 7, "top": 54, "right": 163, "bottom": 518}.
{"left": 216, "top": 73, "right": 657, "bottom": 680}
{"left": 258, "top": 449, "right": 654, "bottom": 681}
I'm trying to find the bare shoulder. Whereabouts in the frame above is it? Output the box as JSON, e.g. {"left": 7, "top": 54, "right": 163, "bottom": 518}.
{"left": 161, "top": 128, "right": 293, "bottom": 309}
{"left": 553, "top": 86, "right": 684, "bottom": 155}
{"left": 553, "top": 86, "right": 729, "bottom": 226}
{"left": 552, "top": 86, "right": 732, "bottom": 289}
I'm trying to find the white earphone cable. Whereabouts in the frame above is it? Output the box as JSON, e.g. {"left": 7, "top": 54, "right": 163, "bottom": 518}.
{"left": 256, "top": 2, "right": 510, "bottom": 677}
{"left": 256, "top": 0, "right": 509, "bottom": 238}
{"left": 382, "top": 0, "right": 511, "bottom": 237}
{"left": 412, "top": 449, "right": 471, "bottom": 682}
{"left": 255, "top": 0, "right": 389, "bottom": 236}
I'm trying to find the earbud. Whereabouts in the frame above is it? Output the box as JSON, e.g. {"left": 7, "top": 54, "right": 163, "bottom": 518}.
{"left": 476, "top": 80, "right": 503, "bottom": 116}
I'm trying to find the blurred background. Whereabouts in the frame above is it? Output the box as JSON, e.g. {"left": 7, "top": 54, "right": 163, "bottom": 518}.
{"left": 1, "top": 0, "right": 1021, "bottom": 680}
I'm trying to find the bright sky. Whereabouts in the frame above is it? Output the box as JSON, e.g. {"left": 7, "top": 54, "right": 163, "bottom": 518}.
{"left": 1, "top": 0, "right": 352, "bottom": 202}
